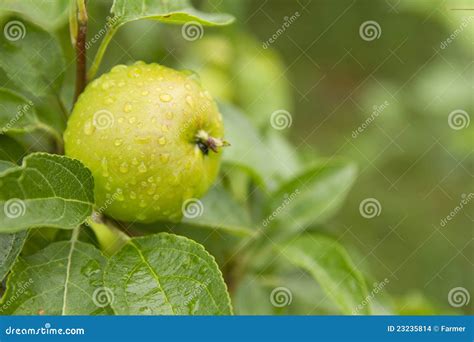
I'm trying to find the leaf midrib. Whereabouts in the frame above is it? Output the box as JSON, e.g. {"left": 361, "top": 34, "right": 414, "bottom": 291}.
{"left": 61, "top": 227, "right": 79, "bottom": 315}
{"left": 129, "top": 241, "right": 177, "bottom": 315}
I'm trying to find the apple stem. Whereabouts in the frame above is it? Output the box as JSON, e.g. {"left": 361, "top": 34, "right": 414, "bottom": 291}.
{"left": 195, "top": 130, "right": 230, "bottom": 154}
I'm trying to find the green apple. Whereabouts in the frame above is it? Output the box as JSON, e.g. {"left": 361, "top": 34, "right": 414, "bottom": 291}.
{"left": 64, "top": 62, "right": 227, "bottom": 223}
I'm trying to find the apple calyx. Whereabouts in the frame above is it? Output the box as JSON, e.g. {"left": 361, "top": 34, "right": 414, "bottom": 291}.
{"left": 195, "top": 129, "right": 230, "bottom": 155}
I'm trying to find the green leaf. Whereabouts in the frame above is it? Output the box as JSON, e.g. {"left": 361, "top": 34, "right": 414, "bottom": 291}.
{"left": 265, "top": 131, "right": 302, "bottom": 181}
{"left": 104, "top": 233, "right": 232, "bottom": 315}
{"left": 0, "top": 0, "right": 69, "bottom": 31}
{"left": 0, "top": 135, "right": 25, "bottom": 164}
{"left": 234, "top": 35, "right": 293, "bottom": 128}
{"left": 0, "top": 17, "right": 65, "bottom": 97}
{"left": 220, "top": 103, "right": 298, "bottom": 189}
{"left": 0, "top": 160, "right": 15, "bottom": 172}
{"left": 266, "top": 160, "right": 357, "bottom": 233}
{"left": 233, "top": 275, "right": 275, "bottom": 315}
{"left": 0, "top": 153, "right": 94, "bottom": 233}
{"left": 111, "top": 0, "right": 234, "bottom": 26}
{"left": 88, "top": 0, "right": 234, "bottom": 82}
{"left": 0, "top": 88, "right": 39, "bottom": 134}
{"left": 0, "top": 231, "right": 27, "bottom": 281}
{"left": 182, "top": 184, "right": 254, "bottom": 237}
{"left": 278, "top": 234, "right": 369, "bottom": 314}
{"left": 0, "top": 230, "right": 109, "bottom": 315}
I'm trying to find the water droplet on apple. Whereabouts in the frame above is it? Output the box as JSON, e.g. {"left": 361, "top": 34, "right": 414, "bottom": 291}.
{"left": 119, "top": 162, "right": 129, "bottom": 173}
{"left": 101, "top": 158, "right": 109, "bottom": 177}
{"left": 159, "top": 93, "right": 173, "bottom": 102}
{"left": 138, "top": 162, "right": 147, "bottom": 173}
{"left": 83, "top": 121, "right": 95, "bottom": 135}
{"left": 124, "top": 103, "right": 132, "bottom": 113}
{"left": 185, "top": 95, "right": 194, "bottom": 107}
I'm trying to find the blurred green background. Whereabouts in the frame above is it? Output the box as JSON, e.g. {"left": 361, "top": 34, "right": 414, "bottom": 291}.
{"left": 2, "top": 0, "right": 471, "bottom": 314}
{"left": 70, "top": 0, "right": 474, "bottom": 314}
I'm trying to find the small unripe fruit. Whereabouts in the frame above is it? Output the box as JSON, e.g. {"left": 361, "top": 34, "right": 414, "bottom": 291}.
{"left": 64, "top": 62, "right": 227, "bottom": 223}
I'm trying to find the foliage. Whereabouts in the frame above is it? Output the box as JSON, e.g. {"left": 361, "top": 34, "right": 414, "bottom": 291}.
{"left": 3, "top": 0, "right": 466, "bottom": 316}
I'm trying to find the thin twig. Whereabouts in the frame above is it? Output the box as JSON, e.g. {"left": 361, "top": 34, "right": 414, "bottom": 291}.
{"left": 87, "top": 23, "right": 119, "bottom": 81}
{"left": 55, "top": 93, "right": 69, "bottom": 123}
{"left": 74, "top": 0, "right": 88, "bottom": 103}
